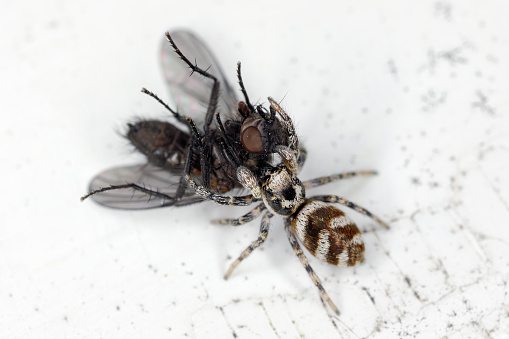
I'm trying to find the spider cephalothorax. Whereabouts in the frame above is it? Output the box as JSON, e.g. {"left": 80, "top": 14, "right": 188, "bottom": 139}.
{"left": 261, "top": 165, "right": 305, "bottom": 216}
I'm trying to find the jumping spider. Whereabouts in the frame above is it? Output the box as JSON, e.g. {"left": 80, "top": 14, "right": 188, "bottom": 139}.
{"left": 82, "top": 30, "right": 388, "bottom": 315}
{"left": 185, "top": 98, "right": 388, "bottom": 315}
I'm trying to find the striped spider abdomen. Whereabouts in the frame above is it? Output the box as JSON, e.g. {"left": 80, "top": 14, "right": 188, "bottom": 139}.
{"left": 291, "top": 200, "right": 365, "bottom": 267}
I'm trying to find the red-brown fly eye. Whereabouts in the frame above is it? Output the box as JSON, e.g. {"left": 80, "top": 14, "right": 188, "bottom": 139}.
{"left": 241, "top": 126, "right": 264, "bottom": 152}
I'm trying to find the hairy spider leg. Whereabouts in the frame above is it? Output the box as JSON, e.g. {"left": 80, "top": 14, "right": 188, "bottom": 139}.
{"left": 267, "top": 97, "right": 299, "bottom": 154}
{"left": 302, "top": 170, "right": 377, "bottom": 190}
{"left": 212, "top": 203, "right": 266, "bottom": 226}
{"left": 284, "top": 220, "right": 340, "bottom": 315}
{"left": 309, "top": 195, "right": 389, "bottom": 229}
{"left": 224, "top": 212, "right": 273, "bottom": 279}
{"left": 185, "top": 174, "right": 256, "bottom": 206}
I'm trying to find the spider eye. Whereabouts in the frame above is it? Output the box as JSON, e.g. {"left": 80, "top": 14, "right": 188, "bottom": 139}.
{"left": 241, "top": 126, "right": 264, "bottom": 153}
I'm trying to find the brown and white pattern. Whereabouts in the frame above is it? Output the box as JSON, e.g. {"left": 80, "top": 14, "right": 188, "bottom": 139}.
{"left": 185, "top": 159, "right": 387, "bottom": 315}
{"left": 291, "top": 200, "right": 365, "bottom": 267}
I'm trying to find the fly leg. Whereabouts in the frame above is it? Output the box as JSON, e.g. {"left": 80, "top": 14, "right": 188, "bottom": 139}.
{"left": 80, "top": 183, "right": 175, "bottom": 204}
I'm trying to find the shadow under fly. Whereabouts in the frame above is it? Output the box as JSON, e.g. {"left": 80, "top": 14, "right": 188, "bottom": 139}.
{"left": 82, "top": 30, "right": 388, "bottom": 316}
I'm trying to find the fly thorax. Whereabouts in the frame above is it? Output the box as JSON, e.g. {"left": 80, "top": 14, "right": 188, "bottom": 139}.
{"left": 261, "top": 165, "right": 305, "bottom": 216}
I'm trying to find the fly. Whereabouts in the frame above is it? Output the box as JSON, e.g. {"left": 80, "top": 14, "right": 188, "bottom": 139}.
{"left": 82, "top": 31, "right": 300, "bottom": 209}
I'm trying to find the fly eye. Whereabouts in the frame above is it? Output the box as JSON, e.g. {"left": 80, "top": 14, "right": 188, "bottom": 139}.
{"left": 241, "top": 126, "right": 264, "bottom": 153}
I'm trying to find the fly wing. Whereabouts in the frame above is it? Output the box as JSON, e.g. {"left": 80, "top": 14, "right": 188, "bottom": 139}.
{"left": 160, "top": 30, "right": 238, "bottom": 129}
{"left": 87, "top": 163, "right": 205, "bottom": 210}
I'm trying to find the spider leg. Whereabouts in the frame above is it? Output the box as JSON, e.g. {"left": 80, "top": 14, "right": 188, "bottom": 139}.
{"left": 284, "top": 220, "right": 340, "bottom": 315}
{"left": 224, "top": 212, "right": 272, "bottom": 279}
{"left": 268, "top": 97, "right": 299, "bottom": 154}
{"left": 310, "top": 195, "right": 389, "bottom": 229}
{"left": 185, "top": 174, "right": 255, "bottom": 206}
{"left": 302, "top": 170, "right": 377, "bottom": 190}
{"left": 212, "top": 204, "right": 266, "bottom": 226}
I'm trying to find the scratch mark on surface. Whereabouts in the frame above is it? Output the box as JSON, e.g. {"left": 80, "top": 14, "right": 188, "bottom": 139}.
{"left": 478, "top": 166, "right": 509, "bottom": 214}
{"left": 333, "top": 317, "right": 361, "bottom": 339}
{"left": 218, "top": 306, "right": 238, "bottom": 338}
{"left": 410, "top": 214, "right": 454, "bottom": 289}
{"left": 362, "top": 286, "right": 376, "bottom": 305}
{"left": 259, "top": 302, "right": 279, "bottom": 337}
{"left": 404, "top": 276, "right": 422, "bottom": 302}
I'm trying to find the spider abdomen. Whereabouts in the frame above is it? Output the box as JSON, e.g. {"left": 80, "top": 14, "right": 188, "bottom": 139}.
{"left": 291, "top": 200, "right": 365, "bottom": 266}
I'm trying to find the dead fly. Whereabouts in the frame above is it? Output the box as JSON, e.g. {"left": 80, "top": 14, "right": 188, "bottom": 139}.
{"left": 82, "top": 31, "right": 388, "bottom": 315}
{"left": 82, "top": 30, "right": 297, "bottom": 209}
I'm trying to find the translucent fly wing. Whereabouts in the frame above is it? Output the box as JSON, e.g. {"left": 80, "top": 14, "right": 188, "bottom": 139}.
{"left": 87, "top": 164, "right": 205, "bottom": 210}
{"left": 160, "top": 30, "right": 238, "bottom": 127}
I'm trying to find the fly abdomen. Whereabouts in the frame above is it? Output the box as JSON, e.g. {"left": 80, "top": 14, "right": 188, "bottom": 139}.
{"left": 127, "top": 120, "right": 190, "bottom": 169}
{"left": 291, "top": 200, "right": 365, "bottom": 267}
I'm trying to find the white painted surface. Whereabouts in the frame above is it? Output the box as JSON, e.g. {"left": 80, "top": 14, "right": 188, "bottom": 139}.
{"left": 1, "top": 1, "right": 508, "bottom": 338}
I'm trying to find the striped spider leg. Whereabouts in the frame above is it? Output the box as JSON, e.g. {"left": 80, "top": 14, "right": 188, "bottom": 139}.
{"left": 284, "top": 173, "right": 388, "bottom": 315}
{"left": 284, "top": 218, "right": 340, "bottom": 314}
{"left": 300, "top": 170, "right": 389, "bottom": 229}
{"left": 184, "top": 173, "right": 256, "bottom": 207}
{"left": 186, "top": 103, "right": 388, "bottom": 315}
{"left": 308, "top": 195, "right": 389, "bottom": 229}
{"left": 185, "top": 162, "right": 271, "bottom": 258}
{"left": 212, "top": 204, "right": 266, "bottom": 226}
{"left": 302, "top": 170, "right": 377, "bottom": 189}
{"left": 186, "top": 172, "right": 276, "bottom": 279}
{"left": 223, "top": 212, "right": 273, "bottom": 279}
{"left": 211, "top": 205, "right": 272, "bottom": 277}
